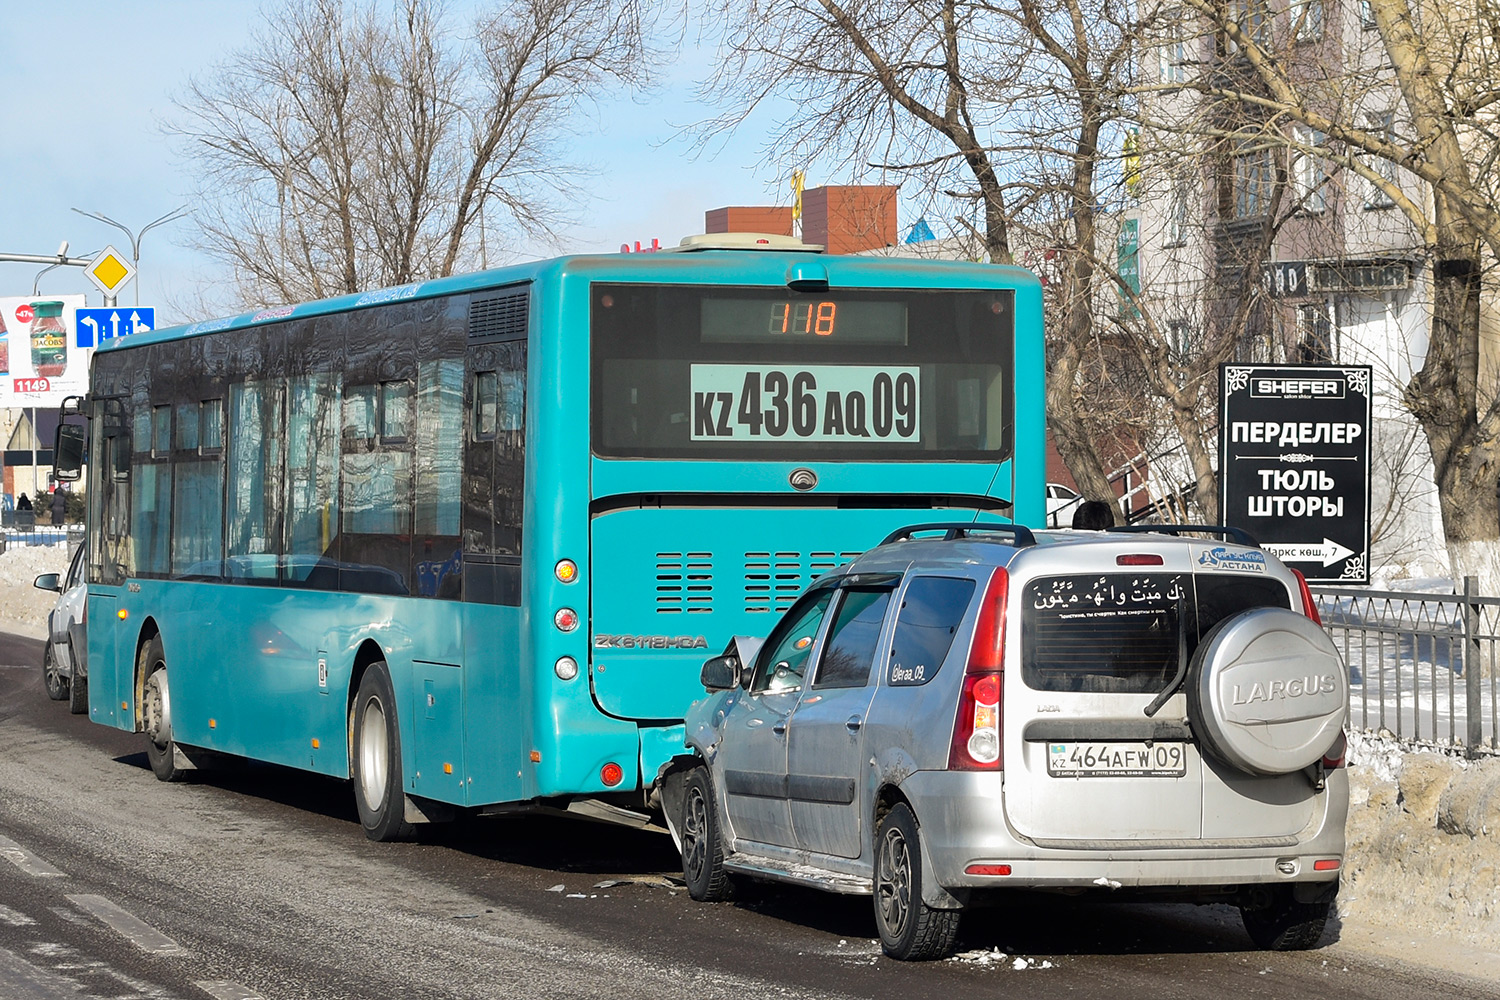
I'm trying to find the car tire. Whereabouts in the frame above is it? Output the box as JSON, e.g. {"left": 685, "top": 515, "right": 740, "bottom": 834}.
{"left": 351, "top": 663, "right": 415, "bottom": 842}
{"left": 1240, "top": 887, "right": 1332, "bottom": 950}
{"left": 140, "top": 635, "right": 186, "bottom": 782}
{"left": 42, "top": 644, "right": 68, "bottom": 701}
{"left": 873, "top": 803, "right": 961, "bottom": 960}
{"left": 67, "top": 641, "right": 88, "bottom": 715}
{"left": 680, "top": 767, "right": 733, "bottom": 902}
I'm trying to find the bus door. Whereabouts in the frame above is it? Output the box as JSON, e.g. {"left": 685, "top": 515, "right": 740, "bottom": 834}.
{"left": 459, "top": 325, "right": 528, "bottom": 805}
{"left": 87, "top": 396, "right": 130, "bottom": 728}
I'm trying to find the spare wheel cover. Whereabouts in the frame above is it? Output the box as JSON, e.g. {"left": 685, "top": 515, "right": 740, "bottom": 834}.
{"left": 1188, "top": 607, "right": 1348, "bottom": 775}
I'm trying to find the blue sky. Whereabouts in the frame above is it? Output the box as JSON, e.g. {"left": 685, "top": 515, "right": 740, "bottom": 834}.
{"left": 0, "top": 2, "right": 793, "bottom": 324}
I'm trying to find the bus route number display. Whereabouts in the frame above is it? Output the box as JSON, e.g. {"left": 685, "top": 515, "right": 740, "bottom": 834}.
{"left": 689, "top": 364, "right": 919, "bottom": 442}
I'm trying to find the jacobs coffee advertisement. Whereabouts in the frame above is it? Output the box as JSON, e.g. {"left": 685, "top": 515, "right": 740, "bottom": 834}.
{"left": 0, "top": 294, "right": 90, "bottom": 408}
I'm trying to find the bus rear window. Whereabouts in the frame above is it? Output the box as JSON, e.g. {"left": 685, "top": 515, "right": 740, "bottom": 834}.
{"left": 591, "top": 284, "right": 1014, "bottom": 460}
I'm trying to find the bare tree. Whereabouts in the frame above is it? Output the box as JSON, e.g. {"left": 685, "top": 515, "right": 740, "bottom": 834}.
{"left": 696, "top": 0, "right": 1171, "bottom": 515}
{"left": 171, "top": 0, "right": 661, "bottom": 309}
{"left": 1162, "top": 0, "right": 1500, "bottom": 589}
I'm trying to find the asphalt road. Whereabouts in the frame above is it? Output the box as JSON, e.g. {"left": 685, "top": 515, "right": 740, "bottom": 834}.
{"left": 0, "top": 628, "right": 1493, "bottom": 1000}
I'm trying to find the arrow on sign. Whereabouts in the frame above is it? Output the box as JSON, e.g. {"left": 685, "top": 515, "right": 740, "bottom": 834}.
{"left": 129, "top": 310, "right": 151, "bottom": 334}
{"left": 1263, "top": 538, "right": 1357, "bottom": 567}
{"left": 80, "top": 315, "right": 100, "bottom": 345}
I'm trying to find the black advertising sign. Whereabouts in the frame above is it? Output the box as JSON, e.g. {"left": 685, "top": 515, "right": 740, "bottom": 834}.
{"left": 1219, "top": 365, "right": 1371, "bottom": 583}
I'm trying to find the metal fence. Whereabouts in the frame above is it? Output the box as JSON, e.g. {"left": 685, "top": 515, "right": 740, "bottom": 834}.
{"left": 0, "top": 523, "right": 81, "bottom": 553}
{"left": 1311, "top": 578, "right": 1500, "bottom": 757}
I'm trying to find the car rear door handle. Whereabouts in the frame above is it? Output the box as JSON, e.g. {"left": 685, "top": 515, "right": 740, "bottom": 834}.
{"left": 845, "top": 716, "right": 862, "bottom": 732}
{"left": 772, "top": 721, "right": 787, "bottom": 736}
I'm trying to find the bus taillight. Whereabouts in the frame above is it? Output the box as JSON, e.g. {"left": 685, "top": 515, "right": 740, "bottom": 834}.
{"left": 554, "top": 607, "right": 579, "bottom": 632}
{"left": 601, "top": 763, "right": 623, "bottom": 786}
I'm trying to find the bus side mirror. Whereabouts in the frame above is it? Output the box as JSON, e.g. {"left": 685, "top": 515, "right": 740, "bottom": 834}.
{"left": 700, "top": 655, "right": 741, "bottom": 692}
{"left": 54, "top": 423, "right": 85, "bottom": 482}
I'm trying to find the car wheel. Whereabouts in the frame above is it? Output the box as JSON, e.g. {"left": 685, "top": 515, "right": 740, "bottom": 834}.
{"left": 680, "top": 767, "right": 733, "bottom": 902}
{"left": 42, "top": 644, "right": 68, "bottom": 701}
{"left": 140, "top": 635, "right": 186, "bottom": 782}
{"left": 1240, "top": 886, "right": 1332, "bottom": 950}
{"left": 351, "top": 663, "right": 415, "bottom": 842}
{"left": 67, "top": 641, "right": 88, "bottom": 715}
{"left": 873, "top": 803, "right": 960, "bottom": 960}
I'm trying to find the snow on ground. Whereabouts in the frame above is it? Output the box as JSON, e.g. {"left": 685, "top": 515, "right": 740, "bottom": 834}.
{"left": 0, "top": 537, "right": 70, "bottom": 638}
{"left": 1340, "top": 728, "right": 1500, "bottom": 975}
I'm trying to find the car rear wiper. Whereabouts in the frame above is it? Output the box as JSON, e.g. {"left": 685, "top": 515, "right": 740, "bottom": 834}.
{"left": 1143, "top": 596, "right": 1190, "bottom": 719}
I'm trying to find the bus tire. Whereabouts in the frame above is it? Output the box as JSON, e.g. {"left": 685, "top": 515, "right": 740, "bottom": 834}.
{"left": 140, "top": 635, "right": 186, "bottom": 782}
{"left": 351, "top": 663, "right": 415, "bottom": 842}
{"left": 680, "top": 767, "right": 732, "bottom": 902}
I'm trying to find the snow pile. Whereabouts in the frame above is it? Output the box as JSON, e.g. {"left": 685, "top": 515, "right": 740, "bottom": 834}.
{"left": 0, "top": 540, "right": 71, "bottom": 636}
{"left": 1342, "top": 730, "right": 1500, "bottom": 947}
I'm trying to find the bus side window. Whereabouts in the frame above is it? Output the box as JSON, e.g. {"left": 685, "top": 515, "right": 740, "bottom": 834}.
{"left": 463, "top": 339, "right": 526, "bottom": 606}
{"left": 414, "top": 359, "right": 463, "bottom": 599}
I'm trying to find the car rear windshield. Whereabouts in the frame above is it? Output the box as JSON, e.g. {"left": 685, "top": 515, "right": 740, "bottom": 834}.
{"left": 1020, "top": 572, "right": 1292, "bottom": 693}
{"left": 591, "top": 283, "right": 1014, "bottom": 460}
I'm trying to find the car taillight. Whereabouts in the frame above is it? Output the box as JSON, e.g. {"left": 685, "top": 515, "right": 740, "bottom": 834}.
{"left": 949, "top": 567, "right": 1007, "bottom": 771}
{"left": 1322, "top": 729, "right": 1347, "bottom": 769}
{"left": 1290, "top": 569, "right": 1322, "bottom": 626}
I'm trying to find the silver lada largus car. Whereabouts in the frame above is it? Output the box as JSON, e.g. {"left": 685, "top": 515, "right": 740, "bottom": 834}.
{"left": 661, "top": 522, "right": 1349, "bottom": 960}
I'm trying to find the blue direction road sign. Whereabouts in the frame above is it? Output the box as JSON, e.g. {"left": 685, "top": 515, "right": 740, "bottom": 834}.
{"left": 76, "top": 307, "right": 154, "bottom": 347}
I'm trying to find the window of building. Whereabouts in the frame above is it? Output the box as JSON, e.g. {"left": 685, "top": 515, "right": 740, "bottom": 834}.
{"left": 1365, "top": 111, "right": 1398, "bottom": 209}
{"left": 1291, "top": 0, "right": 1323, "bottom": 41}
{"left": 1296, "top": 303, "right": 1335, "bottom": 362}
{"left": 1360, "top": 0, "right": 1377, "bottom": 28}
{"left": 1231, "top": 139, "right": 1274, "bottom": 219}
{"left": 1225, "top": 0, "right": 1269, "bottom": 52}
{"left": 1290, "top": 125, "right": 1328, "bottom": 213}
{"left": 1168, "top": 319, "right": 1194, "bottom": 358}
{"left": 1166, "top": 175, "right": 1193, "bottom": 246}
{"left": 1159, "top": 14, "right": 1189, "bottom": 83}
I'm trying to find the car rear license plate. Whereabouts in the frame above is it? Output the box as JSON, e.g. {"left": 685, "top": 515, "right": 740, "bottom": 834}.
{"left": 1047, "top": 741, "right": 1186, "bottom": 777}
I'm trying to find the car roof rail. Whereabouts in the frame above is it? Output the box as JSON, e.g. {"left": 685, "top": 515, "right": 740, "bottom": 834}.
{"left": 880, "top": 522, "right": 1037, "bottom": 548}
{"left": 1107, "top": 524, "right": 1260, "bottom": 547}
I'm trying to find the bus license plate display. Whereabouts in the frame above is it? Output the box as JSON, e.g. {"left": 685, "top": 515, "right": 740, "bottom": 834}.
{"left": 689, "top": 364, "right": 920, "bottom": 442}
{"left": 1047, "top": 741, "right": 1186, "bottom": 778}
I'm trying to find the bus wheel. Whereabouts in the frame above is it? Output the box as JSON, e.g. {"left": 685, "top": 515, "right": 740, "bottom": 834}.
{"left": 140, "top": 636, "right": 185, "bottom": 782}
{"left": 351, "top": 663, "right": 415, "bottom": 842}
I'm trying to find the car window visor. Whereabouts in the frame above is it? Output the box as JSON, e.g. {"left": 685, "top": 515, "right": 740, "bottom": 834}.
{"left": 836, "top": 572, "right": 902, "bottom": 590}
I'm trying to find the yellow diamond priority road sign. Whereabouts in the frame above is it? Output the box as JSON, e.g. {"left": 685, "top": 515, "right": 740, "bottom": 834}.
{"left": 84, "top": 245, "right": 135, "bottom": 297}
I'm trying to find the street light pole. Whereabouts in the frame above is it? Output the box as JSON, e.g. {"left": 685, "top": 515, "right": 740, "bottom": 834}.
{"left": 71, "top": 206, "right": 189, "bottom": 306}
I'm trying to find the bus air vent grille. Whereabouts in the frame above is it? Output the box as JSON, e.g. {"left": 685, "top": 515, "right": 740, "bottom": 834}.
{"left": 655, "top": 552, "right": 714, "bottom": 613}
{"left": 468, "top": 288, "right": 530, "bottom": 341}
{"left": 743, "top": 551, "right": 862, "bottom": 613}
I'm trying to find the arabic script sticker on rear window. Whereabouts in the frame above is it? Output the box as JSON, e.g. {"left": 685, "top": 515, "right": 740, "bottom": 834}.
{"left": 1197, "top": 546, "right": 1267, "bottom": 573}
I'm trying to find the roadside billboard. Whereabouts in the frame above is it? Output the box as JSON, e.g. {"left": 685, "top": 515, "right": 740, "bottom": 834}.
{"left": 1219, "top": 364, "right": 1372, "bottom": 584}
{"left": 0, "top": 294, "right": 90, "bottom": 409}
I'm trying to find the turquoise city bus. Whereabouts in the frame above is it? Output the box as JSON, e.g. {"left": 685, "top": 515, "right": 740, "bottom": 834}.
{"left": 64, "top": 234, "right": 1043, "bottom": 840}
